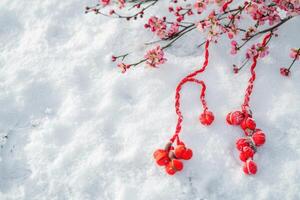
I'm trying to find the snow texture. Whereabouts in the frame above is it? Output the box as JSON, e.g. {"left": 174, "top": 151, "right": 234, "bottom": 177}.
{"left": 0, "top": 0, "right": 300, "bottom": 199}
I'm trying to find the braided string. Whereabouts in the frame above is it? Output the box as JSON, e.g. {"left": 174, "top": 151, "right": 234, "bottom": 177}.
{"left": 242, "top": 33, "right": 272, "bottom": 115}
{"left": 170, "top": 40, "right": 210, "bottom": 144}
{"left": 222, "top": 0, "right": 233, "bottom": 12}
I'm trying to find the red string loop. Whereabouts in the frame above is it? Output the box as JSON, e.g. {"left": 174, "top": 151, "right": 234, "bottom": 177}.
{"left": 170, "top": 40, "right": 211, "bottom": 144}
{"left": 222, "top": 0, "right": 233, "bottom": 12}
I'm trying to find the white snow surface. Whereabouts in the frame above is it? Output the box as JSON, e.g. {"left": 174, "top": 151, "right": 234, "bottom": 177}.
{"left": 1, "top": 0, "right": 300, "bottom": 199}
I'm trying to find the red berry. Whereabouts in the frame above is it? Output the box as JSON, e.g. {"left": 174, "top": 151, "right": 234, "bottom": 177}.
{"left": 243, "top": 160, "right": 257, "bottom": 175}
{"left": 174, "top": 145, "right": 186, "bottom": 159}
{"left": 199, "top": 111, "right": 214, "bottom": 126}
{"left": 239, "top": 146, "right": 255, "bottom": 162}
{"left": 153, "top": 149, "right": 170, "bottom": 166}
{"left": 252, "top": 130, "right": 266, "bottom": 147}
{"left": 241, "top": 117, "right": 256, "bottom": 131}
{"left": 236, "top": 138, "right": 250, "bottom": 151}
{"left": 181, "top": 149, "right": 193, "bottom": 160}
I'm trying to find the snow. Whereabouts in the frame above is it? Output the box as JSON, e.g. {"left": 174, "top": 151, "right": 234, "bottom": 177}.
{"left": 0, "top": 0, "right": 300, "bottom": 199}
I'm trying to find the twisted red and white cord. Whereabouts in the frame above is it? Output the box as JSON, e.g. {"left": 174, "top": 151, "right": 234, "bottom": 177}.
{"left": 242, "top": 33, "right": 272, "bottom": 116}
{"left": 170, "top": 40, "right": 211, "bottom": 145}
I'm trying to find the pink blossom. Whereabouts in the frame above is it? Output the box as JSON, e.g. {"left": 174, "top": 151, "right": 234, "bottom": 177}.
{"left": 246, "top": 43, "right": 270, "bottom": 59}
{"left": 273, "top": 0, "right": 300, "bottom": 16}
{"left": 194, "top": 1, "right": 207, "bottom": 14}
{"left": 233, "top": 64, "right": 239, "bottom": 73}
{"left": 197, "top": 21, "right": 209, "bottom": 32}
{"left": 289, "top": 48, "right": 300, "bottom": 60}
{"left": 100, "top": 0, "right": 110, "bottom": 6}
{"left": 256, "top": 43, "right": 269, "bottom": 58}
{"left": 227, "top": 25, "right": 239, "bottom": 39}
{"left": 117, "top": 63, "right": 131, "bottom": 73}
{"left": 246, "top": 44, "right": 258, "bottom": 59}
{"left": 280, "top": 67, "right": 290, "bottom": 76}
{"left": 176, "top": 15, "right": 184, "bottom": 22}
{"left": 230, "top": 40, "right": 238, "bottom": 55}
{"left": 167, "top": 23, "right": 179, "bottom": 37}
{"left": 144, "top": 46, "right": 167, "bottom": 68}
{"left": 145, "top": 17, "right": 167, "bottom": 39}
{"left": 118, "top": 0, "right": 125, "bottom": 9}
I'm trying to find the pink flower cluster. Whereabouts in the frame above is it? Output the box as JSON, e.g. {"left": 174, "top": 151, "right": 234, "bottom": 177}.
{"left": 144, "top": 17, "right": 179, "bottom": 39}
{"left": 144, "top": 17, "right": 167, "bottom": 39}
{"left": 197, "top": 11, "right": 222, "bottom": 41}
{"left": 273, "top": 0, "right": 300, "bottom": 16}
{"left": 246, "top": 43, "right": 269, "bottom": 59}
{"left": 168, "top": 23, "right": 180, "bottom": 37}
{"left": 169, "top": 5, "right": 194, "bottom": 22}
{"left": 144, "top": 46, "right": 167, "bottom": 67}
{"left": 93, "top": 0, "right": 300, "bottom": 74}
{"left": 246, "top": 2, "right": 281, "bottom": 26}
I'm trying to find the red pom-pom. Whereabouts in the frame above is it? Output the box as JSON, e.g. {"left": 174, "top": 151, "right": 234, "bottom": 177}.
{"left": 165, "top": 162, "right": 176, "bottom": 175}
{"left": 236, "top": 138, "right": 250, "bottom": 151}
{"left": 199, "top": 110, "right": 214, "bottom": 126}
{"left": 172, "top": 159, "right": 184, "bottom": 171}
{"left": 243, "top": 160, "right": 257, "bottom": 175}
{"left": 174, "top": 145, "right": 186, "bottom": 159}
{"left": 165, "top": 159, "right": 184, "bottom": 175}
{"left": 226, "top": 111, "right": 245, "bottom": 125}
{"left": 252, "top": 130, "right": 266, "bottom": 147}
{"left": 241, "top": 117, "right": 256, "bottom": 131}
{"left": 181, "top": 148, "right": 193, "bottom": 160}
{"left": 239, "top": 146, "right": 255, "bottom": 162}
{"left": 153, "top": 149, "right": 170, "bottom": 166}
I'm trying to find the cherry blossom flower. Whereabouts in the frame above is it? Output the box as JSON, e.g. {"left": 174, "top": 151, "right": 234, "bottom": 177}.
{"left": 273, "top": 0, "right": 300, "bottom": 16}
{"left": 118, "top": 63, "right": 131, "bottom": 73}
{"left": 167, "top": 23, "right": 179, "bottom": 37}
{"left": 246, "top": 44, "right": 257, "bottom": 59}
{"left": 118, "top": 0, "right": 125, "bottom": 9}
{"left": 230, "top": 40, "right": 238, "bottom": 55}
{"left": 246, "top": 43, "right": 269, "bottom": 59}
{"left": 145, "top": 46, "right": 167, "bottom": 67}
{"left": 194, "top": 0, "right": 207, "bottom": 14}
{"left": 280, "top": 67, "right": 290, "bottom": 76}
{"left": 144, "top": 17, "right": 167, "bottom": 39}
{"left": 256, "top": 43, "right": 269, "bottom": 58}
{"left": 227, "top": 25, "right": 239, "bottom": 39}
{"left": 197, "top": 21, "right": 209, "bottom": 32}
{"left": 289, "top": 48, "right": 300, "bottom": 60}
{"left": 100, "top": 0, "right": 110, "bottom": 6}
{"left": 233, "top": 64, "right": 239, "bottom": 73}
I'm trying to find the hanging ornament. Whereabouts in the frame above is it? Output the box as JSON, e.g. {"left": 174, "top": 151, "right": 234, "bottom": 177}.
{"left": 153, "top": 40, "right": 214, "bottom": 175}
{"left": 226, "top": 33, "right": 272, "bottom": 175}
